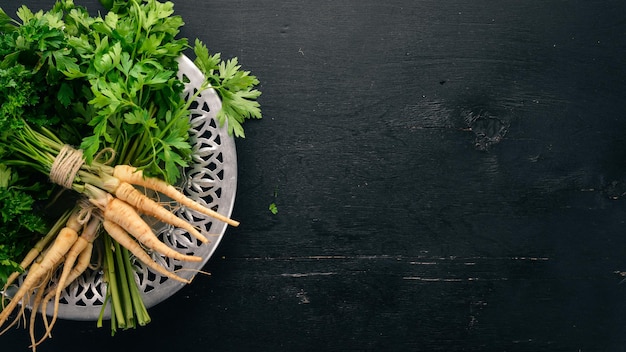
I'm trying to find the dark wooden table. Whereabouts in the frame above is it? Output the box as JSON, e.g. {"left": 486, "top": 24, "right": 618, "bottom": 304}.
{"left": 3, "top": 0, "right": 626, "bottom": 351}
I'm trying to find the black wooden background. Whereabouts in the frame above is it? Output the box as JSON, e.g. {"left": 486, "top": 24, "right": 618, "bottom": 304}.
{"left": 3, "top": 0, "right": 626, "bottom": 351}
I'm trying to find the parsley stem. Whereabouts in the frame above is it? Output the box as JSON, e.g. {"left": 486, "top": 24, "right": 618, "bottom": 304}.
{"left": 102, "top": 234, "right": 126, "bottom": 330}
{"left": 122, "top": 245, "right": 151, "bottom": 326}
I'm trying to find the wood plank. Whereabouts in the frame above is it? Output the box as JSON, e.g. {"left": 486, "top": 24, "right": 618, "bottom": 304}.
{"left": 3, "top": 0, "right": 626, "bottom": 350}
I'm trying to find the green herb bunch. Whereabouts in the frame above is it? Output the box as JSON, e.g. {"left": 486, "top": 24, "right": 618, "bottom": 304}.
{"left": 0, "top": 0, "right": 262, "bottom": 333}
{"left": 0, "top": 0, "right": 262, "bottom": 184}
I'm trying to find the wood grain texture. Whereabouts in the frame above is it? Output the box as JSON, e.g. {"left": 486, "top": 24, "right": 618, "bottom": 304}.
{"left": 2, "top": 0, "right": 626, "bottom": 351}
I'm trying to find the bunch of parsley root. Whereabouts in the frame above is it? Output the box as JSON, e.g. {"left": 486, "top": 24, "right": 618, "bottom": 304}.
{"left": 0, "top": 0, "right": 261, "bottom": 348}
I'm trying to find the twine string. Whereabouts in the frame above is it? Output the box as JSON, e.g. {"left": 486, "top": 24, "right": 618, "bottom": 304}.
{"left": 49, "top": 144, "right": 84, "bottom": 189}
{"left": 94, "top": 147, "right": 116, "bottom": 166}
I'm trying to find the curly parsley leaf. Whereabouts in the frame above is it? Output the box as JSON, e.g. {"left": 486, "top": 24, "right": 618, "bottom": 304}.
{"left": 0, "top": 164, "right": 47, "bottom": 287}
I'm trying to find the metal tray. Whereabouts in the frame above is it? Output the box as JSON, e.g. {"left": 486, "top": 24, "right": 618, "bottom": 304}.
{"left": 10, "top": 55, "right": 237, "bottom": 321}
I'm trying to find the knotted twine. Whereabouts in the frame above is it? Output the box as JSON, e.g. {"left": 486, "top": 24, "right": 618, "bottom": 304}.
{"left": 49, "top": 144, "right": 84, "bottom": 189}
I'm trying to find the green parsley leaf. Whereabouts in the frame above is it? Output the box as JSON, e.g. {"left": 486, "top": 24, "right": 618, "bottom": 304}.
{"left": 193, "top": 39, "right": 262, "bottom": 138}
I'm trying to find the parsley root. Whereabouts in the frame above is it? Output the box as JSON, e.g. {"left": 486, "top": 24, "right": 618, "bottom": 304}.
{"left": 82, "top": 182, "right": 203, "bottom": 263}
{"left": 36, "top": 216, "right": 100, "bottom": 348}
{"left": 113, "top": 165, "right": 240, "bottom": 227}
{"left": 2, "top": 210, "right": 72, "bottom": 298}
{"left": 0, "top": 223, "right": 79, "bottom": 330}
{"left": 102, "top": 220, "right": 191, "bottom": 284}
{"left": 114, "top": 181, "right": 210, "bottom": 244}
{"left": 94, "top": 192, "right": 202, "bottom": 263}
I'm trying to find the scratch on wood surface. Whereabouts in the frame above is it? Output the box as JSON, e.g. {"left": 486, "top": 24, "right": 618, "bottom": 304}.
{"left": 409, "top": 256, "right": 550, "bottom": 265}
{"left": 403, "top": 257, "right": 549, "bottom": 282}
{"left": 403, "top": 276, "right": 510, "bottom": 282}
{"left": 281, "top": 272, "right": 337, "bottom": 278}
{"left": 241, "top": 255, "right": 550, "bottom": 283}
{"left": 242, "top": 255, "right": 550, "bottom": 262}
{"left": 403, "top": 277, "right": 464, "bottom": 282}
{"left": 296, "top": 289, "right": 310, "bottom": 304}
{"left": 243, "top": 255, "right": 402, "bottom": 261}
{"left": 233, "top": 254, "right": 551, "bottom": 283}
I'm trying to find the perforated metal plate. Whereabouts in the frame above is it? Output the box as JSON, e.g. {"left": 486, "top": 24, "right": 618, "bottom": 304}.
{"left": 7, "top": 55, "right": 237, "bottom": 321}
